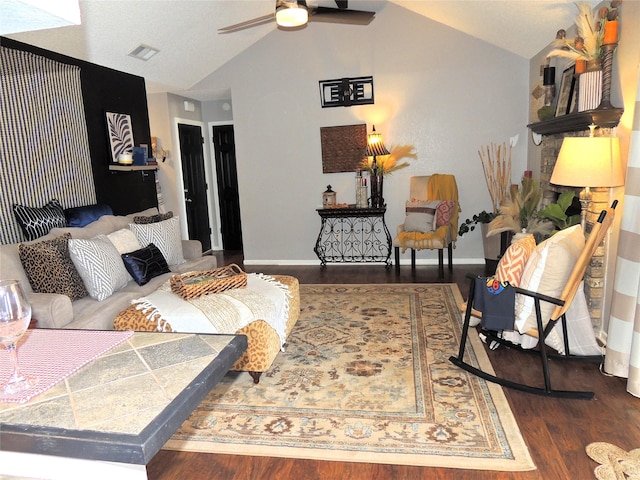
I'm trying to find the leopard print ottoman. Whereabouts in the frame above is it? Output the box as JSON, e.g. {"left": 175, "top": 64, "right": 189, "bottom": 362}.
{"left": 113, "top": 275, "right": 300, "bottom": 383}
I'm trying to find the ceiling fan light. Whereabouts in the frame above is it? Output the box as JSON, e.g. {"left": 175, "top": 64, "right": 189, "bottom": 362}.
{"left": 276, "top": 3, "right": 308, "bottom": 28}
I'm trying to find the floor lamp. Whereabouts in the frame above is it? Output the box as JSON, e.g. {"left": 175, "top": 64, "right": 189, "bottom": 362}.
{"left": 550, "top": 131, "right": 623, "bottom": 230}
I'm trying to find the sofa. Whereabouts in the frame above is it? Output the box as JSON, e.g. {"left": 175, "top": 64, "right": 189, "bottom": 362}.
{"left": 0, "top": 206, "right": 300, "bottom": 382}
{"left": 0, "top": 207, "right": 218, "bottom": 330}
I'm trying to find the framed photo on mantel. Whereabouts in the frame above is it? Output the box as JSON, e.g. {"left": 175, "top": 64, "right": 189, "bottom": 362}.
{"left": 555, "top": 66, "right": 575, "bottom": 117}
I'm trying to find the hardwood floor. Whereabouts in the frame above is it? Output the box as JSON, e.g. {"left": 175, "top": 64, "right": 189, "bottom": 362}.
{"left": 147, "top": 252, "right": 639, "bottom": 480}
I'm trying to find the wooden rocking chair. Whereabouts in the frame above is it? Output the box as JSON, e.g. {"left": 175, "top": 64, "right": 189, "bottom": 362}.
{"left": 449, "top": 201, "right": 617, "bottom": 399}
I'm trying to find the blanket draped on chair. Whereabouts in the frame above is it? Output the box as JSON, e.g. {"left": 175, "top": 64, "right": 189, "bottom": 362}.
{"left": 397, "top": 174, "right": 460, "bottom": 251}
{"left": 131, "top": 273, "right": 291, "bottom": 349}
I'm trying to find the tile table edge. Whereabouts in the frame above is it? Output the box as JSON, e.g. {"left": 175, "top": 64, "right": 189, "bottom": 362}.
{"left": 0, "top": 333, "right": 248, "bottom": 465}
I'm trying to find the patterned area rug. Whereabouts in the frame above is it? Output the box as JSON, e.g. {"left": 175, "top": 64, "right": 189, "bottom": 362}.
{"left": 164, "top": 284, "right": 535, "bottom": 471}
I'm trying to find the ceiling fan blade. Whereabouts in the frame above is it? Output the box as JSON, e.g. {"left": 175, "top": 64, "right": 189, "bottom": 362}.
{"left": 310, "top": 6, "right": 375, "bottom": 25}
{"left": 218, "top": 13, "right": 275, "bottom": 33}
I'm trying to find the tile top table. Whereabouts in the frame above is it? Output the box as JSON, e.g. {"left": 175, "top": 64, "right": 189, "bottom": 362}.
{"left": 0, "top": 331, "right": 247, "bottom": 479}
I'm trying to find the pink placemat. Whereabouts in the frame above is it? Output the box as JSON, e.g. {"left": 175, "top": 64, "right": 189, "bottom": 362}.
{"left": 0, "top": 329, "right": 133, "bottom": 404}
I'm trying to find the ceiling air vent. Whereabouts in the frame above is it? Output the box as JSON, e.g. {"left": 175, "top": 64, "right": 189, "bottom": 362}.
{"left": 128, "top": 44, "right": 159, "bottom": 61}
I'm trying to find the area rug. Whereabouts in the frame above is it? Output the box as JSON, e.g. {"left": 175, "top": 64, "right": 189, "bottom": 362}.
{"left": 164, "top": 283, "right": 535, "bottom": 471}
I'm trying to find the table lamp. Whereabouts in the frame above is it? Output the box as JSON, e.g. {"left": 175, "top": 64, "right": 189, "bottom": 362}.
{"left": 550, "top": 128, "right": 623, "bottom": 230}
{"left": 365, "top": 125, "right": 390, "bottom": 208}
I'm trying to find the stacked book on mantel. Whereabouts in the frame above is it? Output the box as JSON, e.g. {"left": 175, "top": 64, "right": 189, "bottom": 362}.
{"left": 578, "top": 70, "right": 603, "bottom": 112}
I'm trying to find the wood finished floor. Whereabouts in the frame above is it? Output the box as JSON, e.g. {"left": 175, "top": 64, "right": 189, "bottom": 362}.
{"left": 147, "top": 252, "right": 639, "bottom": 480}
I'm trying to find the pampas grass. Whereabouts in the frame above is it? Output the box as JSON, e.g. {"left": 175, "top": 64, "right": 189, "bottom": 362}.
{"left": 547, "top": 2, "right": 603, "bottom": 61}
{"left": 361, "top": 144, "right": 416, "bottom": 175}
{"left": 479, "top": 142, "right": 512, "bottom": 214}
{"left": 487, "top": 177, "right": 553, "bottom": 238}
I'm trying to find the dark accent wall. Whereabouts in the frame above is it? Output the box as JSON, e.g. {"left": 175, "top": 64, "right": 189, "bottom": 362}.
{"left": 1, "top": 36, "right": 157, "bottom": 215}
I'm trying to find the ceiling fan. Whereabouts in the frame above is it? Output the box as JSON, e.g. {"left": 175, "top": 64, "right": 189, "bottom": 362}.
{"left": 218, "top": 0, "right": 376, "bottom": 34}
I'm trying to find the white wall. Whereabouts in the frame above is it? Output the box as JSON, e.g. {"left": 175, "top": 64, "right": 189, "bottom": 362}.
{"left": 162, "top": 3, "right": 530, "bottom": 264}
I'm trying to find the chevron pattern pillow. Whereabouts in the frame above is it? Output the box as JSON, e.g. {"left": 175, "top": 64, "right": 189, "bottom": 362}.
{"left": 129, "top": 216, "right": 185, "bottom": 266}
{"left": 495, "top": 234, "right": 536, "bottom": 287}
{"left": 68, "top": 235, "right": 130, "bottom": 301}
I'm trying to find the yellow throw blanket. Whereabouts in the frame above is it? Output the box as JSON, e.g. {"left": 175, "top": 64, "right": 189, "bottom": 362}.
{"left": 397, "top": 174, "right": 460, "bottom": 251}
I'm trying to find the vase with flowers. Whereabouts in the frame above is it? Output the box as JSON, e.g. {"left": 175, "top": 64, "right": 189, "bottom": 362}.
{"left": 546, "top": 1, "right": 622, "bottom": 111}
{"left": 360, "top": 144, "right": 416, "bottom": 207}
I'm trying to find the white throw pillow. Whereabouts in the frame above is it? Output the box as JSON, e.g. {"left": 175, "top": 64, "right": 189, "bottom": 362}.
{"left": 129, "top": 216, "right": 185, "bottom": 266}
{"left": 404, "top": 200, "right": 440, "bottom": 233}
{"left": 107, "top": 228, "right": 142, "bottom": 254}
{"left": 514, "top": 224, "right": 585, "bottom": 334}
{"left": 68, "top": 235, "right": 131, "bottom": 301}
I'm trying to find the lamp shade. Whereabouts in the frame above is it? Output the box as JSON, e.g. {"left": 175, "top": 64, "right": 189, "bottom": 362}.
{"left": 365, "top": 126, "right": 390, "bottom": 157}
{"left": 276, "top": 2, "right": 308, "bottom": 28}
{"left": 550, "top": 136, "right": 624, "bottom": 187}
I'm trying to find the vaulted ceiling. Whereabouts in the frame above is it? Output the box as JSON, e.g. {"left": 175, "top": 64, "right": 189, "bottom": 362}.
{"left": 3, "top": 1, "right": 596, "bottom": 100}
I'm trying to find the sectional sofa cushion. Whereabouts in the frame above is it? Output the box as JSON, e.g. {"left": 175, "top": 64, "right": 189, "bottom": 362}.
{"left": 129, "top": 216, "right": 185, "bottom": 266}
{"left": 18, "top": 233, "right": 89, "bottom": 301}
{"left": 122, "top": 243, "right": 170, "bottom": 286}
{"left": 133, "top": 211, "right": 173, "bottom": 224}
{"left": 108, "top": 228, "right": 142, "bottom": 254}
{"left": 64, "top": 203, "right": 113, "bottom": 227}
{"left": 68, "top": 234, "right": 131, "bottom": 301}
{"left": 13, "top": 199, "right": 66, "bottom": 241}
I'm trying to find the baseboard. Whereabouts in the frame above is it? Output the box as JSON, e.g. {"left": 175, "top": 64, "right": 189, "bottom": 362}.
{"left": 243, "top": 258, "right": 486, "bottom": 266}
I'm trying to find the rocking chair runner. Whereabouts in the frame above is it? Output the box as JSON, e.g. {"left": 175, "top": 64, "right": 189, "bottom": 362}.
{"left": 449, "top": 201, "right": 617, "bottom": 399}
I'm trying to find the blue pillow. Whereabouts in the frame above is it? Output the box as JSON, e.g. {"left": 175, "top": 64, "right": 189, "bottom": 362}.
{"left": 64, "top": 204, "right": 113, "bottom": 227}
{"left": 121, "top": 243, "right": 170, "bottom": 286}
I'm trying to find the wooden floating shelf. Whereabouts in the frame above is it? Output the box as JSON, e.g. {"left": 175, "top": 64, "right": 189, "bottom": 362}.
{"left": 109, "top": 165, "right": 157, "bottom": 172}
{"left": 528, "top": 108, "right": 623, "bottom": 135}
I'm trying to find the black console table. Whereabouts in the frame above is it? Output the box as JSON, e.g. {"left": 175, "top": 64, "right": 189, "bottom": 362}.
{"left": 314, "top": 206, "right": 392, "bottom": 266}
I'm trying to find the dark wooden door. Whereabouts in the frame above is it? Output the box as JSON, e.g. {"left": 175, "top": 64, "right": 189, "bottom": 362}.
{"left": 212, "top": 125, "right": 243, "bottom": 250}
{"left": 178, "top": 123, "right": 211, "bottom": 251}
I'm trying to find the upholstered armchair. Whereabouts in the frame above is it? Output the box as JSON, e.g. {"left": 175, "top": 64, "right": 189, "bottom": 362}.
{"left": 393, "top": 175, "right": 460, "bottom": 278}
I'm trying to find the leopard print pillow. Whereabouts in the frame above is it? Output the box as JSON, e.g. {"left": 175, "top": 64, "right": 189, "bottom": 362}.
{"left": 19, "top": 233, "right": 89, "bottom": 301}
{"left": 133, "top": 211, "right": 173, "bottom": 224}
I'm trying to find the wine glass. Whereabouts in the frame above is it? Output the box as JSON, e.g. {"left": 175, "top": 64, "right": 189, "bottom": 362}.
{"left": 0, "top": 279, "right": 38, "bottom": 395}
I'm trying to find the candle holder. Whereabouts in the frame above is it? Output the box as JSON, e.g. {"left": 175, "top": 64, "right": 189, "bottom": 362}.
{"left": 597, "top": 43, "right": 617, "bottom": 110}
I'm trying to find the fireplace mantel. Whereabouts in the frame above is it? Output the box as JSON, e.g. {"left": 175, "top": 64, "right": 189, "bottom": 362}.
{"left": 528, "top": 107, "right": 623, "bottom": 135}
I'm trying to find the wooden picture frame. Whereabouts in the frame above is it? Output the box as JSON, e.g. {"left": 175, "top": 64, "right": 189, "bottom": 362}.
{"left": 106, "top": 112, "right": 134, "bottom": 163}
{"left": 555, "top": 66, "right": 575, "bottom": 117}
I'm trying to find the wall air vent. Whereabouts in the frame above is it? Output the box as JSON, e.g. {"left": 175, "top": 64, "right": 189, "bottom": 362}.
{"left": 128, "top": 44, "right": 159, "bottom": 61}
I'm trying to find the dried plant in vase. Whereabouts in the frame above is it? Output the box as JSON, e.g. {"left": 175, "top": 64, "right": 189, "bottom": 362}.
{"left": 547, "top": 1, "right": 622, "bottom": 65}
{"left": 487, "top": 176, "right": 553, "bottom": 241}
{"left": 479, "top": 141, "right": 512, "bottom": 214}
{"left": 360, "top": 144, "right": 416, "bottom": 176}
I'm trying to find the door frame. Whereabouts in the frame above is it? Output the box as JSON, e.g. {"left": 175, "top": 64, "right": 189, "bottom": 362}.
{"left": 208, "top": 120, "right": 235, "bottom": 250}
{"left": 172, "top": 118, "right": 221, "bottom": 250}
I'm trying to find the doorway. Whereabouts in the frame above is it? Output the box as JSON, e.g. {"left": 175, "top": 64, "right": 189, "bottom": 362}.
{"left": 178, "top": 123, "right": 212, "bottom": 251}
{"left": 211, "top": 125, "right": 243, "bottom": 251}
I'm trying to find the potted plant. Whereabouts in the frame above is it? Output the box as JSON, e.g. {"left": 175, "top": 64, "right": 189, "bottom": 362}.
{"left": 459, "top": 210, "right": 500, "bottom": 273}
